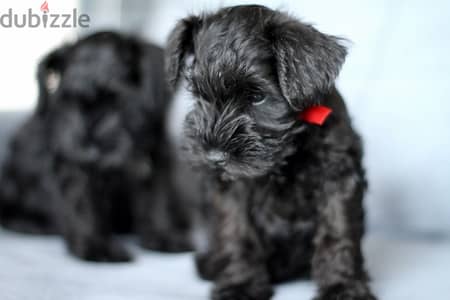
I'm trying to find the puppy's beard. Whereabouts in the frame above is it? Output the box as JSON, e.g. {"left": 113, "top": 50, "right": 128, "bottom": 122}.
{"left": 183, "top": 102, "right": 296, "bottom": 179}
{"left": 184, "top": 138, "right": 293, "bottom": 180}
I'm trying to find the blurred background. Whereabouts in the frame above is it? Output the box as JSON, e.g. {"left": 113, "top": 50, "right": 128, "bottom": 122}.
{"left": 0, "top": 1, "right": 449, "bottom": 299}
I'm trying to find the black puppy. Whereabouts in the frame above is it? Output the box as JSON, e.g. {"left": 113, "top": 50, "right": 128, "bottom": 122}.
{"left": 167, "top": 5, "right": 376, "bottom": 300}
{"left": 0, "top": 32, "right": 192, "bottom": 261}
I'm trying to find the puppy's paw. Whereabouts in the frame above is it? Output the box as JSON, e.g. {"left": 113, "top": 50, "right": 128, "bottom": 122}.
{"left": 212, "top": 283, "right": 273, "bottom": 300}
{"left": 314, "top": 282, "right": 377, "bottom": 300}
{"left": 68, "top": 238, "right": 132, "bottom": 263}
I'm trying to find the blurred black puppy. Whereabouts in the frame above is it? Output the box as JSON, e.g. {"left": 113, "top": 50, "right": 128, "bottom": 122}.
{"left": 167, "top": 5, "right": 376, "bottom": 300}
{"left": 0, "top": 32, "right": 192, "bottom": 262}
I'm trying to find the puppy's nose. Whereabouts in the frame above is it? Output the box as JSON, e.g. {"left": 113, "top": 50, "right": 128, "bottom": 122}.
{"left": 206, "top": 150, "right": 228, "bottom": 166}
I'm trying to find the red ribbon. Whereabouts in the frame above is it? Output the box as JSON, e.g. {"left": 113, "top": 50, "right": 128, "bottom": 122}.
{"left": 298, "top": 105, "right": 332, "bottom": 126}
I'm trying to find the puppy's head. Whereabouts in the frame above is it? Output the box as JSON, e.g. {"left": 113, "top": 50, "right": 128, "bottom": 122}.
{"left": 40, "top": 32, "right": 165, "bottom": 168}
{"left": 38, "top": 32, "right": 146, "bottom": 114}
{"left": 166, "top": 5, "right": 347, "bottom": 179}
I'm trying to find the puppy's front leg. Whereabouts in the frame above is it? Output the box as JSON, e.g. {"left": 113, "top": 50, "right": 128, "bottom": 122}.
{"left": 312, "top": 173, "right": 376, "bottom": 300}
{"left": 58, "top": 165, "right": 131, "bottom": 262}
{"left": 209, "top": 193, "right": 273, "bottom": 300}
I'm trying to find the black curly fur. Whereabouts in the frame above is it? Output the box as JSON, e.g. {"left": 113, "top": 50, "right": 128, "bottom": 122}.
{"left": 166, "top": 5, "right": 377, "bottom": 300}
{"left": 0, "top": 31, "right": 192, "bottom": 261}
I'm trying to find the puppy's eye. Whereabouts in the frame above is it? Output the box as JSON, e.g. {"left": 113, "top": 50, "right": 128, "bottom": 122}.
{"left": 250, "top": 95, "right": 267, "bottom": 106}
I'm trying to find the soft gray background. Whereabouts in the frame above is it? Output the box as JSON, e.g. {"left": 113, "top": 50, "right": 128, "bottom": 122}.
{"left": 1, "top": 0, "right": 450, "bottom": 299}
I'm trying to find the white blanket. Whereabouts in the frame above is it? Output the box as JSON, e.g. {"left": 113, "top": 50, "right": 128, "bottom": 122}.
{"left": 1, "top": 230, "right": 449, "bottom": 300}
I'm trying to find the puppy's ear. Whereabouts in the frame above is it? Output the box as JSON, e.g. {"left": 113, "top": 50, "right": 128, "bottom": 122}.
{"left": 268, "top": 18, "right": 347, "bottom": 110}
{"left": 165, "top": 16, "right": 202, "bottom": 88}
{"left": 36, "top": 46, "right": 68, "bottom": 114}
